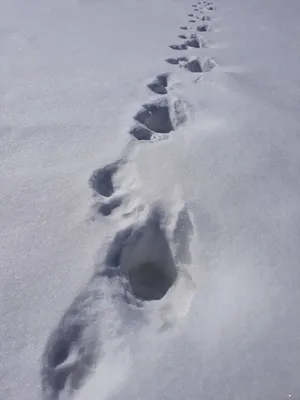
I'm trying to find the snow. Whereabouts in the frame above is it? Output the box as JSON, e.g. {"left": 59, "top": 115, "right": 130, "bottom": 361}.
{"left": 1, "top": 0, "right": 300, "bottom": 399}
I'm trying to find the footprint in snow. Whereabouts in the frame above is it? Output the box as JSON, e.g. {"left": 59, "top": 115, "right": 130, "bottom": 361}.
{"left": 197, "top": 22, "right": 211, "bottom": 31}
{"left": 165, "top": 56, "right": 189, "bottom": 65}
{"left": 89, "top": 158, "right": 139, "bottom": 218}
{"left": 89, "top": 161, "right": 124, "bottom": 217}
{"left": 201, "top": 15, "right": 212, "bottom": 21}
{"left": 105, "top": 202, "right": 197, "bottom": 316}
{"left": 147, "top": 73, "right": 171, "bottom": 95}
{"left": 170, "top": 43, "right": 188, "bottom": 50}
{"left": 41, "top": 203, "right": 196, "bottom": 398}
{"left": 186, "top": 35, "right": 207, "bottom": 48}
{"left": 187, "top": 57, "right": 217, "bottom": 73}
{"left": 129, "top": 96, "right": 188, "bottom": 141}
{"left": 166, "top": 56, "right": 217, "bottom": 73}
{"left": 89, "top": 161, "right": 120, "bottom": 198}
{"left": 98, "top": 197, "right": 124, "bottom": 217}
{"left": 184, "top": 58, "right": 202, "bottom": 73}
{"left": 171, "top": 35, "right": 207, "bottom": 50}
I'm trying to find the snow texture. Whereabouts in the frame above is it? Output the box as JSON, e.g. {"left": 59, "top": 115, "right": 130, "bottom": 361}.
{"left": 1, "top": 0, "right": 300, "bottom": 399}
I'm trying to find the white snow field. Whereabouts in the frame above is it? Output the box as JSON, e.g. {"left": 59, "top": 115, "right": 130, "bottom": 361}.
{"left": 1, "top": 0, "right": 300, "bottom": 399}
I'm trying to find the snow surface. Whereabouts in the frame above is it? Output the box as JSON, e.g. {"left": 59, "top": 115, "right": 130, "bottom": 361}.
{"left": 1, "top": 0, "right": 300, "bottom": 399}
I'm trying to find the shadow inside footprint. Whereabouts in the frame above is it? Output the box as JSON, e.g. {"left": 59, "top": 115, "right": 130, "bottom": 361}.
{"left": 132, "top": 97, "right": 187, "bottom": 137}
{"left": 197, "top": 23, "right": 209, "bottom": 31}
{"left": 41, "top": 304, "right": 100, "bottom": 400}
{"left": 173, "top": 207, "right": 195, "bottom": 265}
{"left": 184, "top": 58, "right": 202, "bottom": 73}
{"left": 201, "top": 15, "right": 212, "bottom": 21}
{"left": 147, "top": 73, "right": 169, "bottom": 95}
{"left": 128, "top": 261, "right": 173, "bottom": 301}
{"left": 41, "top": 202, "right": 196, "bottom": 400}
{"left": 112, "top": 206, "right": 178, "bottom": 301}
{"left": 129, "top": 125, "right": 153, "bottom": 141}
{"left": 186, "top": 38, "right": 201, "bottom": 48}
{"left": 89, "top": 163, "right": 119, "bottom": 197}
{"left": 47, "top": 326, "right": 81, "bottom": 369}
{"left": 133, "top": 99, "right": 173, "bottom": 134}
{"left": 99, "top": 197, "right": 123, "bottom": 216}
{"left": 170, "top": 43, "right": 188, "bottom": 50}
{"left": 165, "top": 56, "right": 188, "bottom": 65}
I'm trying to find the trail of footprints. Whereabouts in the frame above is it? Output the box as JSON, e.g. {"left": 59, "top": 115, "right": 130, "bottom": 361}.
{"left": 41, "top": 2, "right": 217, "bottom": 398}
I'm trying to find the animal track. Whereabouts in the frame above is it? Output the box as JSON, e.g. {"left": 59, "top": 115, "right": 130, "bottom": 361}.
{"left": 178, "top": 34, "right": 187, "bottom": 39}
{"left": 189, "top": 19, "right": 196, "bottom": 23}
{"left": 130, "top": 96, "right": 188, "bottom": 140}
{"left": 147, "top": 73, "right": 170, "bottom": 95}
{"left": 180, "top": 26, "right": 188, "bottom": 30}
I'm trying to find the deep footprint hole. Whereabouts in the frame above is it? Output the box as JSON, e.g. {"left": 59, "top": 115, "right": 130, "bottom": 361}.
{"left": 147, "top": 74, "right": 169, "bottom": 95}
{"left": 89, "top": 164, "right": 118, "bottom": 197}
{"left": 184, "top": 58, "right": 202, "bottom": 73}
{"left": 128, "top": 261, "right": 174, "bottom": 301}
{"left": 197, "top": 23, "right": 208, "bottom": 32}
{"left": 50, "top": 339, "right": 70, "bottom": 368}
{"left": 170, "top": 43, "right": 187, "bottom": 50}
{"left": 119, "top": 207, "right": 178, "bottom": 301}
{"left": 129, "top": 125, "right": 153, "bottom": 141}
{"left": 165, "top": 56, "right": 188, "bottom": 65}
{"left": 134, "top": 102, "right": 173, "bottom": 134}
{"left": 99, "top": 197, "right": 122, "bottom": 216}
